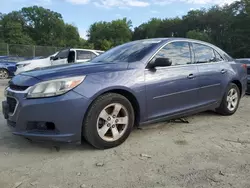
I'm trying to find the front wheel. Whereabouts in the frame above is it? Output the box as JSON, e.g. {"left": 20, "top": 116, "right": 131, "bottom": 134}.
{"left": 0, "top": 69, "right": 9, "bottom": 79}
{"left": 216, "top": 83, "right": 240, "bottom": 116}
{"left": 82, "top": 93, "right": 135, "bottom": 149}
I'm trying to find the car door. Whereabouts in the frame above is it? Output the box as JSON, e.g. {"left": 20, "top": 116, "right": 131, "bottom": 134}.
{"left": 51, "top": 49, "right": 70, "bottom": 66}
{"left": 191, "top": 42, "right": 227, "bottom": 105}
{"left": 145, "top": 41, "right": 200, "bottom": 120}
{"left": 76, "top": 50, "right": 97, "bottom": 63}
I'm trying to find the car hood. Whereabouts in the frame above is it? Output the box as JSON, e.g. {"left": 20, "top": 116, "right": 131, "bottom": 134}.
{"left": 19, "top": 62, "right": 129, "bottom": 82}
{"left": 0, "top": 61, "right": 16, "bottom": 65}
{"left": 17, "top": 57, "right": 50, "bottom": 65}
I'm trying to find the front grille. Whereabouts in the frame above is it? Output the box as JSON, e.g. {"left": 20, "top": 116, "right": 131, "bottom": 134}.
{"left": 9, "top": 84, "right": 29, "bottom": 91}
{"left": 7, "top": 97, "right": 17, "bottom": 114}
{"left": 247, "top": 68, "right": 250, "bottom": 75}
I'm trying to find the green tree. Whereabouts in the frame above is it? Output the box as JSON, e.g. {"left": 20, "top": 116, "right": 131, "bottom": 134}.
{"left": 79, "top": 38, "right": 94, "bottom": 49}
{"left": 2, "top": 0, "right": 250, "bottom": 57}
{"left": 0, "top": 13, "right": 4, "bottom": 42}
{"left": 132, "top": 0, "right": 250, "bottom": 57}
{"left": 133, "top": 18, "right": 162, "bottom": 40}
{"left": 21, "top": 6, "right": 65, "bottom": 46}
{"left": 1, "top": 11, "right": 33, "bottom": 44}
{"left": 63, "top": 24, "right": 80, "bottom": 47}
{"left": 3, "top": 22, "right": 33, "bottom": 44}
{"left": 88, "top": 18, "right": 132, "bottom": 49}
{"left": 182, "top": 9, "right": 207, "bottom": 34}
{"left": 156, "top": 17, "right": 185, "bottom": 37}
{"left": 186, "top": 30, "right": 212, "bottom": 42}
{"left": 100, "top": 39, "right": 113, "bottom": 51}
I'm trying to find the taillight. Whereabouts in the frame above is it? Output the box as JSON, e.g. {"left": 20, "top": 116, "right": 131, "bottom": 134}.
{"left": 241, "top": 64, "right": 247, "bottom": 69}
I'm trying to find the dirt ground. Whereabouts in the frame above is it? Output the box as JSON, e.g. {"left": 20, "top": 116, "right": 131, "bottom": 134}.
{"left": 0, "top": 80, "right": 250, "bottom": 188}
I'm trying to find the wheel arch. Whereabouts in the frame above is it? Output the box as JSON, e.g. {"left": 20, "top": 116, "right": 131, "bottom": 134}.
{"left": 86, "top": 87, "right": 141, "bottom": 127}
{"left": 231, "top": 79, "right": 242, "bottom": 97}
{"left": 0, "top": 67, "right": 9, "bottom": 72}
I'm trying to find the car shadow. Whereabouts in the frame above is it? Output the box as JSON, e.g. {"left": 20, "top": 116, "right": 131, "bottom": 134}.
{"left": 135, "top": 110, "right": 220, "bottom": 130}
{"left": 0, "top": 110, "right": 220, "bottom": 152}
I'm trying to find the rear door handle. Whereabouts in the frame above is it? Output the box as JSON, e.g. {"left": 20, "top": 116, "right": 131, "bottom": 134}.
{"left": 187, "top": 74, "right": 195, "bottom": 79}
{"left": 221, "top": 69, "right": 227, "bottom": 74}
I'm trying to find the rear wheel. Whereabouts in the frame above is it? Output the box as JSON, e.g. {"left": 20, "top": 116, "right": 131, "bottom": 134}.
{"left": 216, "top": 83, "right": 240, "bottom": 115}
{"left": 0, "top": 69, "right": 9, "bottom": 79}
{"left": 82, "top": 93, "right": 134, "bottom": 149}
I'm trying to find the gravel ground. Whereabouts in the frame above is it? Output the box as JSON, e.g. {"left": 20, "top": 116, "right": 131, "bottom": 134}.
{"left": 0, "top": 80, "right": 250, "bottom": 188}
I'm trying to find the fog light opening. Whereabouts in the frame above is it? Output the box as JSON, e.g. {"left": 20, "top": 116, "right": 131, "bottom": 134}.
{"left": 34, "top": 122, "right": 55, "bottom": 131}
{"left": 46, "top": 122, "right": 55, "bottom": 130}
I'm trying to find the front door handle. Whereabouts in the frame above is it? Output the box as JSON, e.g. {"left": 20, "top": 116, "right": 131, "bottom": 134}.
{"left": 221, "top": 69, "right": 227, "bottom": 74}
{"left": 187, "top": 74, "right": 195, "bottom": 79}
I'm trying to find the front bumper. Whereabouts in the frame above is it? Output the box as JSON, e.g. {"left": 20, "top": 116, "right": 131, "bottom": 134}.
{"left": 14, "top": 67, "right": 26, "bottom": 75}
{"left": 2, "top": 88, "right": 90, "bottom": 143}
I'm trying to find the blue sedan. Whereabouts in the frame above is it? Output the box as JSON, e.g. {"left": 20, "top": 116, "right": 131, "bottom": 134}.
{"left": 0, "top": 56, "right": 19, "bottom": 79}
{"left": 0, "top": 56, "right": 43, "bottom": 79}
{"left": 2, "top": 38, "right": 248, "bottom": 149}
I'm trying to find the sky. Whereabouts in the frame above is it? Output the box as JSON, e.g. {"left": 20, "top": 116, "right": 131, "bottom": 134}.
{"left": 0, "top": 0, "right": 238, "bottom": 39}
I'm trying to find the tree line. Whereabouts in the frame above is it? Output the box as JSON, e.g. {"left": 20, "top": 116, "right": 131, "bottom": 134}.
{"left": 0, "top": 0, "right": 249, "bottom": 58}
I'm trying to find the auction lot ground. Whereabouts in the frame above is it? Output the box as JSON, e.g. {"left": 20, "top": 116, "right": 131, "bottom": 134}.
{"left": 0, "top": 79, "right": 250, "bottom": 188}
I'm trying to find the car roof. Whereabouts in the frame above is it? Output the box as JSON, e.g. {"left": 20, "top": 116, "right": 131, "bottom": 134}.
{"left": 130, "top": 37, "right": 224, "bottom": 52}
{"left": 128, "top": 37, "right": 216, "bottom": 46}
{"left": 71, "top": 48, "right": 103, "bottom": 52}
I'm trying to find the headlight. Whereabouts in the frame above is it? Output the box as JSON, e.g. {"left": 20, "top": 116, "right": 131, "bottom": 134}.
{"left": 27, "top": 76, "right": 85, "bottom": 98}
{"left": 17, "top": 63, "right": 30, "bottom": 68}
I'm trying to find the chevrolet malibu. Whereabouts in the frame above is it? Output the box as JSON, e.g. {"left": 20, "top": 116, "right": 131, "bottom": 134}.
{"left": 2, "top": 38, "right": 247, "bottom": 149}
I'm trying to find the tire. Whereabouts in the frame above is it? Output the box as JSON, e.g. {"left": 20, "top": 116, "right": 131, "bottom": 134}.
{"left": 82, "top": 93, "right": 135, "bottom": 149}
{"left": 0, "top": 69, "right": 9, "bottom": 79}
{"left": 216, "top": 83, "right": 240, "bottom": 116}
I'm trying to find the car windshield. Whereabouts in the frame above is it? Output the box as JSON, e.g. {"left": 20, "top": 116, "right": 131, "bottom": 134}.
{"left": 91, "top": 40, "right": 162, "bottom": 63}
{"left": 42, "top": 51, "right": 59, "bottom": 58}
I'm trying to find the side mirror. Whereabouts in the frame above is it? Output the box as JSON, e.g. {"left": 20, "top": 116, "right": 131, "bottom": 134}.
{"left": 51, "top": 56, "right": 59, "bottom": 61}
{"left": 149, "top": 58, "right": 172, "bottom": 69}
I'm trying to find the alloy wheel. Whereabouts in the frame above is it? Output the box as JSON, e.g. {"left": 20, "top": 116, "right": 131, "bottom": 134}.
{"left": 226, "top": 88, "right": 239, "bottom": 111}
{"left": 97, "top": 103, "right": 129, "bottom": 142}
{"left": 0, "top": 69, "right": 8, "bottom": 79}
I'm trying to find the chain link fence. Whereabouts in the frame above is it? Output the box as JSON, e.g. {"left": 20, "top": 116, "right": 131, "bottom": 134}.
{"left": 0, "top": 43, "right": 64, "bottom": 58}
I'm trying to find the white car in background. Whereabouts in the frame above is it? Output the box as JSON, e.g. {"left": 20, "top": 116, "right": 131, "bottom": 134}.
{"left": 15, "top": 48, "right": 104, "bottom": 75}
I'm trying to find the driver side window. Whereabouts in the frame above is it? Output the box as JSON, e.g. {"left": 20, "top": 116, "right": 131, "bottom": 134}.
{"left": 55, "top": 49, "right": 69, "bottom": 60}
{"left": 154, "top": 42, "right": 192, "bottom": 66}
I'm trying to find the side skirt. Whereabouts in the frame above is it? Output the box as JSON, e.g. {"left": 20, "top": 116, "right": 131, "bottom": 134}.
{"left": 139, "top": 102, "right": 219, "bottom": 127}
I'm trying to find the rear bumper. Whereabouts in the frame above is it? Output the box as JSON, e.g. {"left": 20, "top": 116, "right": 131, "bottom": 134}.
{"left": 3, "top": 89, "right": 90, "bottom": 143}
{"left": 247, "top": 76, "right": 250, "bottom": 94}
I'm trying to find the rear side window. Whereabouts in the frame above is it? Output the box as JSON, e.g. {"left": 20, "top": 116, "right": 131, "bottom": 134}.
{"left": 77, "top": 51, "right": 96, "bottom": 60}
{"left": 154, "top": 42, "right": 192, "bottom": 66}
{"left": 193, "top": 43, "right": 218, "bottom": 64}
